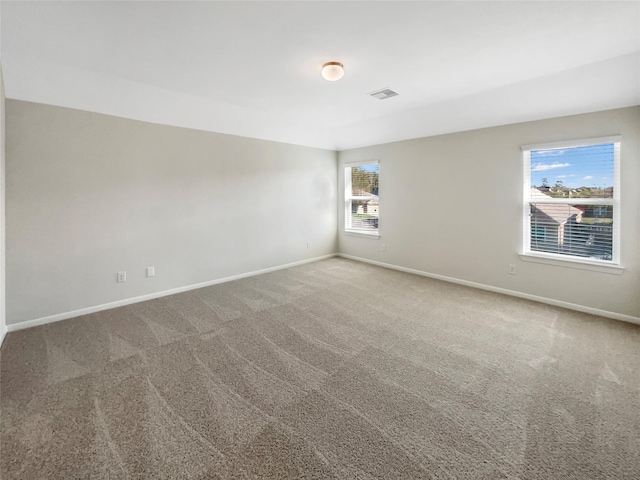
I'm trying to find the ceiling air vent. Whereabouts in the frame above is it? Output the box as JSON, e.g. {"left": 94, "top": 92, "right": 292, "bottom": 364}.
{"left": 369, "top": 88, "right": 399, "bottom": 100}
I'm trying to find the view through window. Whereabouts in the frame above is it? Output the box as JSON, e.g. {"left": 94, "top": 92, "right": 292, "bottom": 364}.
{"left": 523, "top": 137, "right": 620, "bottom": 263}
{"left": 345, "top": 162, "right": 379, "bottom": 235}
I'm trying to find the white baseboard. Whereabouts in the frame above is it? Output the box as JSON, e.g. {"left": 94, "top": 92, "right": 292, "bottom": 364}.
{"left": 7, "top": 252, "right": 637, "bottom": 333}
{"left": 339, "top": 254, "right": 640, "bottom": 326}
{"left": 6, "top": 253, "right": 338, "bottom": 332}
{"left": 0, "top": 325, "right": 6, "bottom": 349}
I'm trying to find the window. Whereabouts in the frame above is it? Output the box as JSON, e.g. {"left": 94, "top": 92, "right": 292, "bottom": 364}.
{"left": 522, "top": 136, "right": 620, "bottom": 265}
{"left": 345, "top": 161, "right": 379, "bottom": 236}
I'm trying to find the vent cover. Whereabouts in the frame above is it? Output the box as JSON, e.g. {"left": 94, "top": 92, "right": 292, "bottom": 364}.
{"left": 369, "top": 88, "right": 399, "bottom": 100}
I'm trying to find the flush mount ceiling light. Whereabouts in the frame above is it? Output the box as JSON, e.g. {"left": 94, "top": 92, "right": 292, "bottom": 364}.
{"left": 321, "top": 62, "right": 344, "bottom": 81}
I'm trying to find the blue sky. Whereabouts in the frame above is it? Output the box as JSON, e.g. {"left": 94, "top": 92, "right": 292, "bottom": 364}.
{"left": 530, "top": 143, "right": 614, "bottom": 189}
{"left": 357, "top": 164, "right": 379, "bottom": 173}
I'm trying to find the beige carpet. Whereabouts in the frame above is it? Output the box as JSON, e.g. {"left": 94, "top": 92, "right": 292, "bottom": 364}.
{"left": 1, "top": 257, "right": 639, "bottom": 479}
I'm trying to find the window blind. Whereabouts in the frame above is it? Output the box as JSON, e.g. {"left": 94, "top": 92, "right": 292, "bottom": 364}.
{"left": 523, "top": 137, "right": 620, "bottom": 263}
{"left": 345, "top": 162, "right": 379, "bottom": 234}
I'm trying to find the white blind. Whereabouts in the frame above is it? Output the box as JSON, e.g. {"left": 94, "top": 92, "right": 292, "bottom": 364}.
{"left": 524, "top": 139, "right": 619, "bottom": 262}
{"left": 345, "top": 162, "right": 379, "bottom": 233}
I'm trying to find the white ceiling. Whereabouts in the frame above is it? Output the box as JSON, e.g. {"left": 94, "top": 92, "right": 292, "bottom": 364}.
{"left": 2, "top": 1, "right": 639, "bottom": 150}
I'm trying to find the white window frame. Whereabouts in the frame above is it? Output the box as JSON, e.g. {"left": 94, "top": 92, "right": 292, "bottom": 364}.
{"left": 344, "top": 160, "right": 380, "bottom": 238}
{"left": 520, "top": 136, "right": 622, "bottom": 273}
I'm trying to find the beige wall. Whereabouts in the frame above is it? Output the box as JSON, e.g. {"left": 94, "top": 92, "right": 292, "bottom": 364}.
{"left": 6, "top": 100, "right": 338, "bottom": 325}
{"left": 0, "top": 68, "right": 5, "bottom": 343}
{"left": 5, "top": 101, "right": 639, "bottom": 327}
{"left": 338, "top": 106, "right": 640, "bottom": 320}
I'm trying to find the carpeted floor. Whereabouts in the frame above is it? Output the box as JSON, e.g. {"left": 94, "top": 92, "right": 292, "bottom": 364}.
{"left": 1, "top": 257, "right": 639, "bottom": 479}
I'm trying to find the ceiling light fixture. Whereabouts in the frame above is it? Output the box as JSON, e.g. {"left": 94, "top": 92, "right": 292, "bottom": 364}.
{"left": 321, "top": 62, "right": 344, "bottom": 81}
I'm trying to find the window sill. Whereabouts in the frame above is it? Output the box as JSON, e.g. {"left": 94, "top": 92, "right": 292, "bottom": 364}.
{"left": 344, "top": 230, "right": 380, "bottom": 239}
{"left": 519, "top": 252, "right": 624, "bottom": 275}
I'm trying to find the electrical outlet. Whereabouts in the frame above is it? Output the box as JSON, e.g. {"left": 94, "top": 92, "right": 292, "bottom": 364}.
{"left": 508, "top": 264, "right": 516, "bottom": 275}
{"left": 307, "top": 242, "right": 311, "bottom": 249}
{"left": 146, "top": 266, "right": 155, "bottom": 277}
{"left": 381, "top": 244, "right": 387, "bottom": 252}
{"left": 117, "top": 271, "right": 126, "bottom": 283}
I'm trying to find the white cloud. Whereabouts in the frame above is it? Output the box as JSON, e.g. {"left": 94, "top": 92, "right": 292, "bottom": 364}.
{"left": 582, "top": 175, "right": 593, "bottom": 180}
{"left": 535, "top": 149, "right": 566, "bottom": 157}
{"left": 531, "top": 162, "right": 571, "bottom": 172}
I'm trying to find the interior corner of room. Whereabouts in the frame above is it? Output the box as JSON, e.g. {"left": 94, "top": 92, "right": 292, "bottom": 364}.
{"left": 3, "top": 102, "right": 639, "bottom": 332}
{"left": 1, "top": 2, "right": 639, "bottom": 478}
{"left": 1, "top": 2, "right": 640, "bottom": 340}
